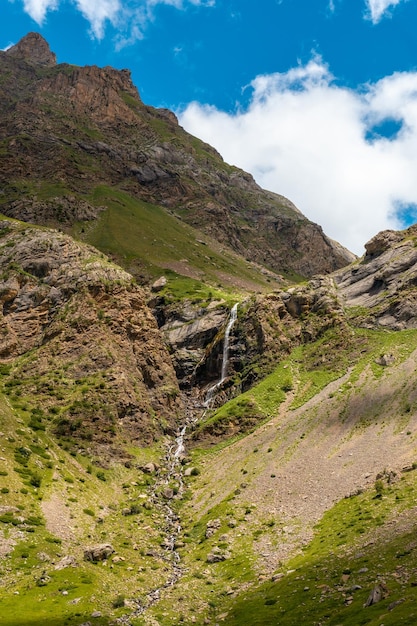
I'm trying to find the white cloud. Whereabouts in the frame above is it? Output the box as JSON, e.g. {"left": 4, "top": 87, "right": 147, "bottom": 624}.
{"left": 178, "top": 59, "right": 417, "bottom": 254}
{"left": 74, "top": 0, "right": 121, "bottom": 39}
{"left": 365, "top": 0, "right": 406, "bottom": 23}
{"left": 147, "top": 0, "right": 215, "bottom": 7}
{"left": 17, "top": 0, "right": 214, "bottom": 41}
{"left": 22, "top": 0, "right": 58, "bottom": 24}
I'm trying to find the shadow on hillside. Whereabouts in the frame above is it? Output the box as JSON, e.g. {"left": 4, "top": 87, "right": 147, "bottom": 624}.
{"left": 341, "top": 382, "right": 407, "bottom": 426}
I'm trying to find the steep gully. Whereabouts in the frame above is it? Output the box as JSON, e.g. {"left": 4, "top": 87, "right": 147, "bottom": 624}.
{"left": 120, "top": 303, "right": 239, "bottom": 623}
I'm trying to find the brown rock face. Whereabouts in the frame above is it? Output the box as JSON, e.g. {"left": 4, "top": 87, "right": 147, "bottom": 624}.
{"left": 0, "top": 219, "right": 182, "bottom": 455}
{"left": 6, "top": 32, "right": 56, "bottom": 66}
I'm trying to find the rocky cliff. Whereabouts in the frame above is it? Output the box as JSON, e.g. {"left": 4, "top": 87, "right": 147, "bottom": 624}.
{"left": 0, "top": 219, "right": 181, "bottom": 458}
{"left": 335, "top": 225, "right": 417, "bottom": 329}
{"left": 0, "top": 33, "right": 355, "bottom": 281}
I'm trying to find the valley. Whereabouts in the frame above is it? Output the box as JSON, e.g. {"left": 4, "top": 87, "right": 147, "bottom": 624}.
{"left": 0, "top": 32, "right": 416, "bottom": 626}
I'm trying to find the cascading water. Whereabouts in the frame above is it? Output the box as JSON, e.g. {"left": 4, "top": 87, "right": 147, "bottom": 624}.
{"left": 119, "top": 303, "right": 239, "bottom": 623}
{"left": 204, "top": 302, "right": 238, "bottom": 407}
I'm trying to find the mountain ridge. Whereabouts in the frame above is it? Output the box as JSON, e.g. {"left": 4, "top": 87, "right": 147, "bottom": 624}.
{"left": 0, "top": 32, "right": 355, "bottom": 283}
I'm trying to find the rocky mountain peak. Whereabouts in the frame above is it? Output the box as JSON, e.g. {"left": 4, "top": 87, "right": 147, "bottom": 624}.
{"left": 7, "top": 33, "right": 56, "bottom": 65}
{"left": 6, "top": 31, "right": 56, "bottom": 66}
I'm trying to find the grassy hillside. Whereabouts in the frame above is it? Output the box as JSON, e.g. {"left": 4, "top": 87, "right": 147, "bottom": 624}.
{"left": 219, "top": 469, "right": 417, "bottom": 626}
{"left": 2, "top": 315, "right": 417, "bottom": 625}
{"left": 78, "top": 186, "right": 277, "bottom": 291}
{"left": 194, "top": 324, "right": 417, "bottom": 442}
{"left": 0, "top": 388, "right": 176, "bottom": 625}
{"left": 136, "top": 326, "right": 417, "bottom": 625}
{"left": 0, "top": 180, "right": 279, "bottom": 295}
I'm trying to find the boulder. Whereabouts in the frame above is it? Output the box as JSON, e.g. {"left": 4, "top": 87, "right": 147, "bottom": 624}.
{"left": 83, "top": 544, "right": 114, "bottom": 562}
{"left": 161, "top": 487, "right": 174, "bottom": 500}
{"left": 54, "top": 555, "right": 77, "bottom": 570}
{"left": 364, "top": 583, "right": 388, "bottom": 607}
{"left": 206, "top": 547, "right": 230, "bottom": 563}
{"left": 112, "top": 555, "right": 125, "bottom": 563}
{"left": 142, "top": 462, "right": 157, "bottom": 474}
{"left": 206, "top": 518, "right": 221, "bottom": 538}
{"left": 375, "top": 353, "right": 395, "bottom": 367}
{"left": 184, "top": 466, "right": 198, "bottom": 476}
{"left": 151, "top": 276, "right": 167, "bottom": 292}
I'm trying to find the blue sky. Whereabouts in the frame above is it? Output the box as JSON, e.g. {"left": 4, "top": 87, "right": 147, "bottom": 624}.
{"left": 3, "top": 0, "right": 417, "bottom": 253}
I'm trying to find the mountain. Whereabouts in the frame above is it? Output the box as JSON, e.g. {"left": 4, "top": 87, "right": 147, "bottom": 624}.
{"left": 0, "top": 32, "right": 416, "bottom": 626}
{"left": 0, "top": 33, "right": 354, "bottom": 287}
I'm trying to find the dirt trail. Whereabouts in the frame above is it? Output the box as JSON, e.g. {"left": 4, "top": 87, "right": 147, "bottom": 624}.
{"left": 41, "top": 492, "right": 74, "bottom": 541}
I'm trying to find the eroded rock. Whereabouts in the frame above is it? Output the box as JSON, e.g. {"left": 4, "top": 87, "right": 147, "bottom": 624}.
{"left": 206, "top": 547, "right": 231, "bottom": 563}
{"left": 83, "top": 543, "right": 114, "bottom": 562}
{"left": 364, "top": 583, "right": 389, "bottom": 607}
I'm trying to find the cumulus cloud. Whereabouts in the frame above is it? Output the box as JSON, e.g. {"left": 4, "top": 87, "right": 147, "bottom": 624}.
{"left": 74, "top": 0, "right": 121, "bottom": 39}
{"left": 179, "top": 59, "right": 417, "bottom": 254}
{"left": 22, "top": 0, "right": 58, "bottom": 24}
{"left": 365, "top": 0, "right": 406, "bottom": 23}
{"left": 17, "top": 0, "right": 214, "bottom": 40}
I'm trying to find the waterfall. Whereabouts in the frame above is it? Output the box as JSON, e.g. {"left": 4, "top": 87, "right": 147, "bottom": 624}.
{"left": 124, "top": 303, "right": 239, "bottom": 622}
{"left": 204, "top": 302, "right": 238, "bottom": 407}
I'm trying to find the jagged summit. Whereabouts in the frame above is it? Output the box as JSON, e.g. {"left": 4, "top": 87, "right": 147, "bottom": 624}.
{"left": 6, "top": 31, "right": 56, "bottom": 66}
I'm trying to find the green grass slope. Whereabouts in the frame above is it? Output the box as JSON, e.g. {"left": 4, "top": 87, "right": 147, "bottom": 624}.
{"left": 220, "top": 469, "right": 417, "bottom": 626}
{"left": 3, "top": 311, "right": 417, "bottom": 625}
{"left": 136, "top": 326, "right": 417, "bottom": 625}
{"left": 77, "top": 185, "right": 279, "bottom": 294}
{"left": 0, "top": 388, "right": 181, "bottom": 625}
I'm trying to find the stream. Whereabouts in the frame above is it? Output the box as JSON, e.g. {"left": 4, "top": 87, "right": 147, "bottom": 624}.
{"left": 119, "top": 303, "right": 238, "bottom": 623}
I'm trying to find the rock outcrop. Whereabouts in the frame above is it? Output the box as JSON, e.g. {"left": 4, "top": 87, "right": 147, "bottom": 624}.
{"left": 197, "top": 276, "right": 347, "bottom": 396}
{"left": 334, "top": 224, "right": 417, "bottom": 329}
{"left": 157, "top": 300, "right": 228, "bottom": 386}
{"left": 6, "top": 32, "right": 56, "bottom": 66}
{"left": 0, "top": 219, "right": 182, "bottom": 455}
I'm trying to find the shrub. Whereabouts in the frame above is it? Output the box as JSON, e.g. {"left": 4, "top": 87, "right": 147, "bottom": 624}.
{"left": 374, "top": 479, "right": 384, "bottom": 497}
{"left": 29, "top": 474, "right": 42, "bottom": 488}
{"left": 112, "top": 595, "right": 125, "bottom": 608}
{"left": 129, "top": 504, "right": 141, "bottom": 515}
{"left": 0, "top": 513, "right": 20, "bottom": 525}
{"left": 83, "top": 508, "right": 95, "bottom": 517}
